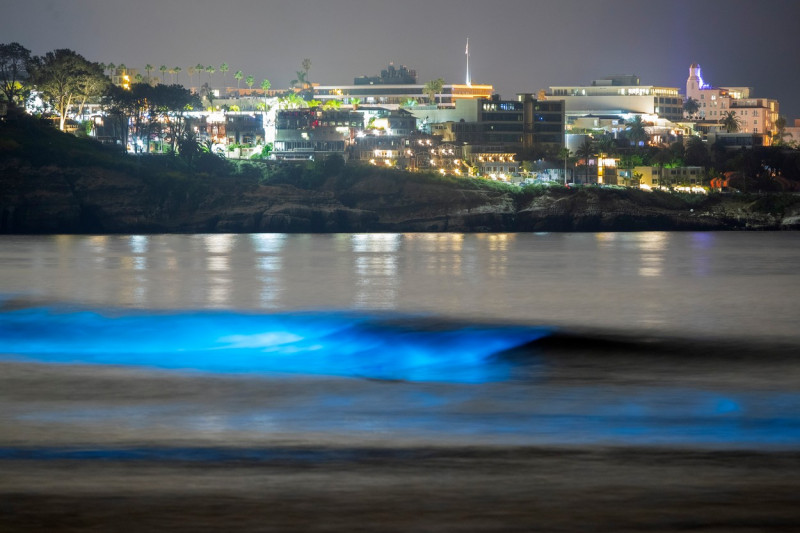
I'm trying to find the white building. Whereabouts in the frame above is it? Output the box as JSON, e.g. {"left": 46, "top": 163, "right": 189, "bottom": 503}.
{"left": 548, "top": 75, "right": 683, "bottom": 123}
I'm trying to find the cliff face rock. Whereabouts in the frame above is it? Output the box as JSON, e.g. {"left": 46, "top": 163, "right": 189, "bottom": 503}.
{"left": 1, "top": 160, "right": 798, "bottom": 234}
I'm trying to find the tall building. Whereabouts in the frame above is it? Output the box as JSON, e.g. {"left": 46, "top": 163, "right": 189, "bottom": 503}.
{"left": 686, "top": 64, "right": 779, "bottom": 142}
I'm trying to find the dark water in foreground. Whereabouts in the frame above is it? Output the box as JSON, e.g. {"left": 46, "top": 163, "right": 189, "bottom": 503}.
{"left": 1, "top": 232, "right": 800, "bottom": 530}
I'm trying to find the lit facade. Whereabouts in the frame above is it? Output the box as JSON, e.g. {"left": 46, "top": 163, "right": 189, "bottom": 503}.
{"left": 272, "top": 108, "right": 363, "bottom": 160}
{"left": 313, "top": 83, "right": 493, "bottom": 109}
{"left": 686, "top": 64, "right": 779, "bottom": 142}
{"left": 548, "top": 75, "right": 682, "bottom": 122}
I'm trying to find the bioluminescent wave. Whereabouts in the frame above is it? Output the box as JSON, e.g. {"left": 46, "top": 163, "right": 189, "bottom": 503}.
{"left": 0, "top": 305, "right": 549, "bottom": 383}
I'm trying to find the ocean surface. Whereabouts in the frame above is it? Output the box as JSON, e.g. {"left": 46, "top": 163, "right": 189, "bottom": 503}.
{"left": 2, "top": 232, "right": 800, "bottom": 531}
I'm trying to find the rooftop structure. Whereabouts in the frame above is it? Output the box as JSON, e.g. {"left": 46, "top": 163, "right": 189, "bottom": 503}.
{"left": 548, "top": 75, "right": 683, "bottom": 122}
{"left": 354, "top": 63, "right": 417, "bottom": 85}
{"left": 313, "top": 83, "right": 493, "bottom": 109}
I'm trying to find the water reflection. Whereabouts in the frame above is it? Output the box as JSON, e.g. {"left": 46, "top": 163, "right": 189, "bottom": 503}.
{"left": 352, "top": 234, "right": 400, "bottom": 309}
{"left": 251, "top": 234, "right": 287, "bottom": 308}
{"left": 636, "top": 232, "right": 667, "bottom": 278}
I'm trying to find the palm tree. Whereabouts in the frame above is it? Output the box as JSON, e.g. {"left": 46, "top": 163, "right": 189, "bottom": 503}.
{"left": 772, "top": 115, "right": 792, "bottom": 146}
{"left": 145, "top": 64, "right": 154, "bottom": 82}
{"left": 721, "top": 110, "right": 741, "bottom": 133}
{"left": 260, "top": 79, "right": 271, "bottom": 110}
{"left": 245, "top": 75, "right": 255, "bottom": 90}
{"left": 683, "top": 97, "right": 700, "bottom": 119}
{"left": 301, "top": 58, "right": 311, "bottom": 89}
{"left": 220, "top": 63, "right": 229, "bottom": 84}
{"left": 106, "top": 62, "right": 116, "bottom": 76}
{"left": 558, "top": 146, "right": 572, "bottom": 185}
{"left": 187, "top": 66, "right": 196, "bottom": 86}
{"left": 159, "top": 65, "right": 168, "bottom": 83}
{"left": 195, "top": 63, "right": 204, "bottom": 78}
{"left": 118, "top": 63, "right": 127, "bottom": 74}
{"left": 575, "top": 138, "right": 594, "bottom": 184}
{"left": 135, "top": 73, "right": 143, "bottom": 83}
{"left": 423, "top": 78, "right": 444, "bottom": 105}
{"left": 173, "top": 66, "right": 181, "bottom": 84}
{"left": 206, "top": 65, "right": 216, "bottom": 84}
{"left": 234, "top": 70, "right": 243, "bottom": 89}
{"left": 627, "top": 115, "right": 648, "bottom": 146}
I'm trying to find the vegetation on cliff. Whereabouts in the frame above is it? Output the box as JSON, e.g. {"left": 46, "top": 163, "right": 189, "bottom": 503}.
{"left": 2, "top": 114, "right": 799, "bottom": 234}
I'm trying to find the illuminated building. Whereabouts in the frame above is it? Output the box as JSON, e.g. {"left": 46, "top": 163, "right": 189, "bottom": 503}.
{"left": 272, "top": 108, "right": 363, "bottom": 160}
{"left": 314, "top": 83, "right": 493, "bottom": 108}
{"left": 548, "top": 75, "right": 683, "bottom": 122}
{"left": 686, "top": 64, "right": 779, "bottom": 143}
{"left": 418, "top": 96, "right": 564, "bottom": 155}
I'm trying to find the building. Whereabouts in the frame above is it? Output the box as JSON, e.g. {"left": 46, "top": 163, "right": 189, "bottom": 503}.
{"left": 548, "top": 74, "right": 683, "bottom": 123}
{"left": 354, "top": 63, "right": 417, "bottom": 85}
{"left": 635, "top": 166, "right": 705, "bottom": 189}
{"left": 273, "top": 108, "right": 363, "bottom": 160}
{"left": 413, "top": 96, "right": 564, "bottom": 155}
{"left": 314, "top": 82, "right": 493, "bottom": 109}
{"left": 686, "top": 64, "right": 779, "bottom": 143}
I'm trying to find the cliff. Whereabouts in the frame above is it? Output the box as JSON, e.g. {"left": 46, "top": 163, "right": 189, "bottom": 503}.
{"left": 2, "top": 118, "right": 799, "bottom": 234}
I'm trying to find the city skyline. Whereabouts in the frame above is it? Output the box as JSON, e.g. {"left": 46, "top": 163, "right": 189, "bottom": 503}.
{"left": 3, "top": 0, "right": 799, "bottom": 118}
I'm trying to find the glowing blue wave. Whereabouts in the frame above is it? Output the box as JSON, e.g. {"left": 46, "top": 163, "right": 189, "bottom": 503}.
{"left": 0, "top": 306, "right": 549, "bottom": 383}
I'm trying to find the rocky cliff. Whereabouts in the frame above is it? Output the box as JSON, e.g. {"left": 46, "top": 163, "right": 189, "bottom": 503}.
{"left": 3, "top": 159, "right": 800, "bottom": 234}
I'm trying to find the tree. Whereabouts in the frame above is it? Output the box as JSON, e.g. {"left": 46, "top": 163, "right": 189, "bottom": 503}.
{"left": 575, "top": 137, "right": 594, "bottom": 184}
{"left": 29, "top": 49, "right": 107, "bottom": 131}
{"left": 199, "top": 82, "right": 214, "bottom": 108}
{"left": 105, "top": 62, "right": 116, "bottom": 76}
{"left": 159, "top": 65, "right": 167, "bottom": 83}
{"left": 205, "top": 65, "right": 215, "bottom": 83}
{"left": 721, "top": 110, "right": 741, "bottom": 133}
{"left": 195, "top": 63, "right": 204, "bottom": 81}
{"left": 118, "top": 63, "right": 127, "bottom": 75}
{"left": 144, "top": 64, "right": 154, "bottom": 82}
{"left": 260, "top": 78, "right": 271, "bottom": 111}
{"left": 234, "top": 69, "right": 243, "bottom": 89}
{"left": 245, "top": 75, "right": 254, "bottom": 90}
{"left": 557, "top": 146, "right": 572, "bottom": 185}
{"left": 173, "top": 66, "right": 181, "bottom": 84}
{"left": 135, "top": 73, "right": 143, "bottom": 83}
{"left": 220, "top": 63, "right": 229, "bottom": 84}
{"left": 626, "top": 115, "right": 648, "bottom": 146}
{"left": 683, "top": 97, "right": 700, "bottom": 118}
{"left": 0, "top": 42, "right": 32, "bottom": 107}
{"left": 773, "top": 115, "right": 792, "bottom": 146}
{"left": 423, "top": 78, "right": 444, "bottom": 105}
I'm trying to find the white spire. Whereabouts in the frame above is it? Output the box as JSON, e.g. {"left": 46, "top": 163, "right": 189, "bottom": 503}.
{"left": 465, "top": 38, "right": 471, "bottom": 86}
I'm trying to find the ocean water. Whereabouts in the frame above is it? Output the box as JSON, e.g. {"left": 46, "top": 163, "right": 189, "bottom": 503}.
{"left": 3, "top": 232, "right": 800, "bottom": 530}
{"left": 1, "top": 232, "right": 800, "bottom": 449}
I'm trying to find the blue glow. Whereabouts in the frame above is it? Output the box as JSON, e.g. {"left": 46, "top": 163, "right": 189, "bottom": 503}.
{"left": 0, "top": 306, "right": 549, "bottom": 383}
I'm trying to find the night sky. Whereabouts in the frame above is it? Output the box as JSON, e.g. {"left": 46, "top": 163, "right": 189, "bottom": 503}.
{"left": 4, "top": 0, "right": 800, "bottom": 118}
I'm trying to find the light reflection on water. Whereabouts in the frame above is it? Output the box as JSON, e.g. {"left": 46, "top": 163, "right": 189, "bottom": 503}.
{"left": 2, "top": 232, "right": 800, "bottom": 338}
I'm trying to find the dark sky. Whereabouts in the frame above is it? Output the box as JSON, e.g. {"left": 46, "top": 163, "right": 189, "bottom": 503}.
{"left": 4, "top": 0, "right": 800, "bottom": 117}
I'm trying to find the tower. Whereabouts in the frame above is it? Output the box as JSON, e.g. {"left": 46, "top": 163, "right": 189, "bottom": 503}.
{"left": 686, "top": 63, "right": 706, "bottom": 100}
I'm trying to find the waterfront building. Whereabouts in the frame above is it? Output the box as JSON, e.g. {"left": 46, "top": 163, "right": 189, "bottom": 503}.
{"left": 548, "top": 75, "right": 683, "bottom": 123}
{"left": 272, "top": 108, "right": 363, "bottom": 160}
{"left": 634, "top": 165, "right": 705, "bottom": 189}
{"left": 686, "top": 64, "right": 779, "bottom": 143}
{"left": 414, "top": 96, "right": 564, "bottom": 155}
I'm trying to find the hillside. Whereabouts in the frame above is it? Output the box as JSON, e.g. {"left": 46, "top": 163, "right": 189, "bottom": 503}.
{"left": 2, "top": 115, "right": 800, "bottom": 234}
